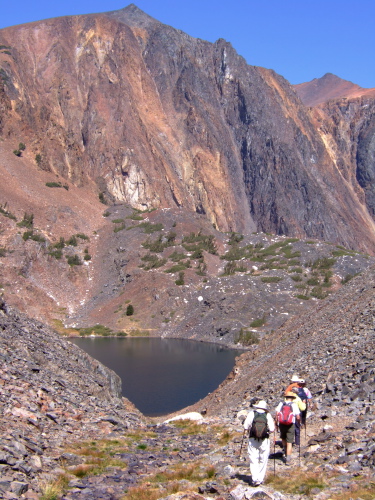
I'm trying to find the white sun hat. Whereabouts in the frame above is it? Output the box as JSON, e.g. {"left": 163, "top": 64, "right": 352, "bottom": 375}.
{"left": 253, "top": 400, "right": 268, "bottom": 411}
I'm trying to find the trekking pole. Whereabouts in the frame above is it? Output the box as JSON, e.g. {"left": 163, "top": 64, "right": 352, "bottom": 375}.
{"left": 299, "top": 439, "right": 301, "bottom": 468}
{"left": 273, "top": 435, "right": 276, "bottom": 476}
{"left": 239, "top": 429, "right": 246, "bottom": 459}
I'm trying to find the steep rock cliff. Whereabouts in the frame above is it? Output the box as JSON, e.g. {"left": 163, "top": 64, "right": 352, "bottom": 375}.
{"left": 0, "top": 5, "right": 375, "bottom": 252}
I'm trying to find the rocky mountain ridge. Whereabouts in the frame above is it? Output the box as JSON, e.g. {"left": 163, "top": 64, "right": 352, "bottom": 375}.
{"left": 0, "top": 4, "right": 375, "bottom": 251}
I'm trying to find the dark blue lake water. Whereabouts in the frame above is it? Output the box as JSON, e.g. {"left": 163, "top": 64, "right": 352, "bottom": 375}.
{"left": 70, "top": 337, "right": 240, "bottom": 417}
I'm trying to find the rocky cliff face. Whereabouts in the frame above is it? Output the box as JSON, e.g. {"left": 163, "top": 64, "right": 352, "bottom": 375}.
{"left": 1, "top": 5, "right": 375, "bottom": 253}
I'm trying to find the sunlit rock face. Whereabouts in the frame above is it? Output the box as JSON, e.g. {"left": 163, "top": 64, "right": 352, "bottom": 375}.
{"left": 0, "top": 5, "right": 375, "bottom": 251}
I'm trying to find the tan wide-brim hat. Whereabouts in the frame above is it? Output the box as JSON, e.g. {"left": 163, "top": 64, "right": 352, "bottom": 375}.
{"left": 290, "top": 374, "right": 300, "bottom": 382}
{"left": 285, "top": 391, "right": 297, "bottom": 398}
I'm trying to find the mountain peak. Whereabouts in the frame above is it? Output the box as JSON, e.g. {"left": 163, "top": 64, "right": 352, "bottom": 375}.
{"left": 105, "top": 3, "right": 160, "bottom": 28}
{"left": 294, "top": 73, "right": 364, "bottom": 106}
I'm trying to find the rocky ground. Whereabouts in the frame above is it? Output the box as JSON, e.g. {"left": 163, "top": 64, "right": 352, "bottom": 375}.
{"left": 1, "top": 266, "right": 375, "bottom": 499}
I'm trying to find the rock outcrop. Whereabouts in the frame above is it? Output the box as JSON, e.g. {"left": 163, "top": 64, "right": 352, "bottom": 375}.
{"left": 0, "top": 298, "right": 143, "bottom": 497}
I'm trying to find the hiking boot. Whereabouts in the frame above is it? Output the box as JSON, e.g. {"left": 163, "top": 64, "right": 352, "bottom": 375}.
{"left": 284, "top": 455, "right": 292, "bottom": 465}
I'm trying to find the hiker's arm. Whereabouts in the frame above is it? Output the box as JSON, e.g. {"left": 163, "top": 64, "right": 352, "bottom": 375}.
{"left": 243, "top": 411, "right": 253, "bottom": 430}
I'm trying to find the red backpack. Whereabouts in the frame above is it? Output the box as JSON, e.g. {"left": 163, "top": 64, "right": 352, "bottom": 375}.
{"left": 277, "top": 402, "right": 294, "bottom": 425}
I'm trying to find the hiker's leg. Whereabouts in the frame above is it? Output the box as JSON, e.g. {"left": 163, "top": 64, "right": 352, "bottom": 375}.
{"left": 257, "top": 438, "right": 270, "bottom": 483}
{"left": 279, "top": 424, "right": 287, "bottom": 455}
{"left": 285, "top": 424, "right": 295, "bottom": 462}
{"left": 248, "top": 438, "right": 262, "bottom": 484}
{"left": 281, "top": 438, "right": 287, "bottom": 455}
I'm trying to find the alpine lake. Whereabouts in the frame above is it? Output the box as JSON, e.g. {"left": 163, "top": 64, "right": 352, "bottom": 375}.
{"left": 70, "top": 337, "right": 241, "bottom": 417}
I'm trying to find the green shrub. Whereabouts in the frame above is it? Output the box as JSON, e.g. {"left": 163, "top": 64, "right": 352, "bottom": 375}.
{"left": 67, "top": 235, "right": 78, "bottom": 246}
{"left": 169, "top": 251, "right": 187, "bottom": 262}
{"left": 54, "top": 237, "right": 65, "bottom": 249}
{"left": 114, "top": 223, "right": 126, "bottom": 233}
{"left": 310, "top": 286, "right": 329, "bottom": 299}
{"left": 76, "top": 233, "right": 89, "bottom": 241}
{"left": 222, "top": 261, "right": 246, "bottom": 275}
{"left": 49, "top": 249, "right": 62, "bottom": 259}
{"left": 306, "top": 277, "right": 319, "bottom": 286}
{"left": 99, "top": 192, "right": 106, "bottom": 204}
{"left": 140, "top": 254, "right": 167, "bottom": 270}
{"left": 67, "top": 255, "right": 82, "bottom": 266}
{"left": 295, "top": 294, "right": 310, "bottom": 300}
{"left": 126, "top": 304, "right": 134, "bottom": 316}
{"left": 261, "top": 276, "right": 282, "bottom": 283}
{"left": 35, "top": 153, "right": 42, "bottom": 166}
{"left": 18, "top": 142, "right": 26, "bottom": 151}
{"left": 142, "top": 237, "right": 165, "bottom": 253}
{"left": 228, "top": 232, "right": 244, "bottom": 245}
{"left": 235, "top": 328, "right": 260, "bottom": 345}
{"left": 17, "top": 213, "right": 34, "bottom": 228}
{"left": 165, "top": 263, "right": 190, "bottom": 273}
{"left": 137, "top": 222, "right": 164, "bottom": 234}
{"left": 46, "top": 182, "right": 63, "bottom": 188}
{"left": 0, "top": 203, "right": 16, "bottom": 221}
{"left": 221, "top": 245, "right": 248, "bottom": 261}
{"left": 112, "top": 219, "right": 125, "bottom": 224}
{"left": 23, "top": 231, "right": 46, "bottom": 243}
{"left": 78, "top": 324, "right": 114, "bottom": 336}
{"left": 13, "top": 149, "right": 21, "bottom": 157}
{"left": 175, "top": 271, "right": 185, "bottom": 285}
{"left": 182, "top": 231, "right": 217, "bottom": 255}
{"left": 290, "top": 274, "right": 303, "bottom": 282}
{"left": 83, "top": 254, "right": 91, "bottom": 261}
{"left": 290, "top": 267, "right": 303, "bottom": 273}
{"left": 312, "top": 257, "right": 335, "bottom": 269}
{"left": 250, "top": 316, "right": 266, "bottom": 328}
{"left": 341, "top": 273, "right": 357, "bottom": 284}
{"left": 0, "top": 247, "right": 6, "bottom": 257}
{"left": 126, "top": 212, "right": 144, "bottom": 221}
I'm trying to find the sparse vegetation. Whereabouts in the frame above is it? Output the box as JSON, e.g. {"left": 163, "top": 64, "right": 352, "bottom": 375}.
{"left": 175, "top": 271, "right": 185, "bottom": 285}
{"left": 17, "top": 212, "right": 34, "bottom": 229}
{"left": 66, "top": 255, "right": 82, "bottom": 266}
{"left": 234, "top": 328, "right": 260, "bottom": 345}
{"left": 76, "top": 324, "right": 124, "bottom": 336}
{"left": 265, "top": 470, "right": 327, "bottom": 496}
{"left": 0, "top": 202, "right": 16, "bottom": 221}
{"left": 261, "top": 276, "right": 282, "bottom": 283}
{"left": 182, "top": 230, "right": 217, "bottom": 255}
{"left": 249, "top": 315, "right": 267, "bottom": 328}
{"left": 45, "top": 181, "right": 69, "bottom": 190}
{"left": 140, "top": 254, "right": 167, "bottom": 270}
{"left": 67, "top": 235, "right": 78, "bottom": 246}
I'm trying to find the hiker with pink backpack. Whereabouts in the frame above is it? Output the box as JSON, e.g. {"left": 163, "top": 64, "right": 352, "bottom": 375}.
{"left": 275, "top": 392, "right": 300, "bottom": 465}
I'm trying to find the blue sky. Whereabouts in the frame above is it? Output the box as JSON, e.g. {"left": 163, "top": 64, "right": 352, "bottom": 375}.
{"left": 1, "top": 0, "right": 374, "bottom": 88}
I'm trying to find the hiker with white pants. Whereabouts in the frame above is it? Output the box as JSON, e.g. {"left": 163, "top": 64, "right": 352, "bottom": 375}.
{"left": 243, "top": 400, "right": 275, "bottom": 486}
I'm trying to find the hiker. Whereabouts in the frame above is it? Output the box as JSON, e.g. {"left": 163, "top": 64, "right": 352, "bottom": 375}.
{"left": 285, "top": 376, "right": 312, "bottom": 427}
{"left": 275, "top": 391, "right": 300, "bottom": 465}
{"left": 284, "top": 374, "right": 301, "bottom": 394}
{"left": 243, "top": 400, "right": 275, "bottom": 486}
{"left": 291, "top": 387, "right": 306, "bottom": 447}
{"left": 297, "top": 379, "right": 312, "bottom": 426}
